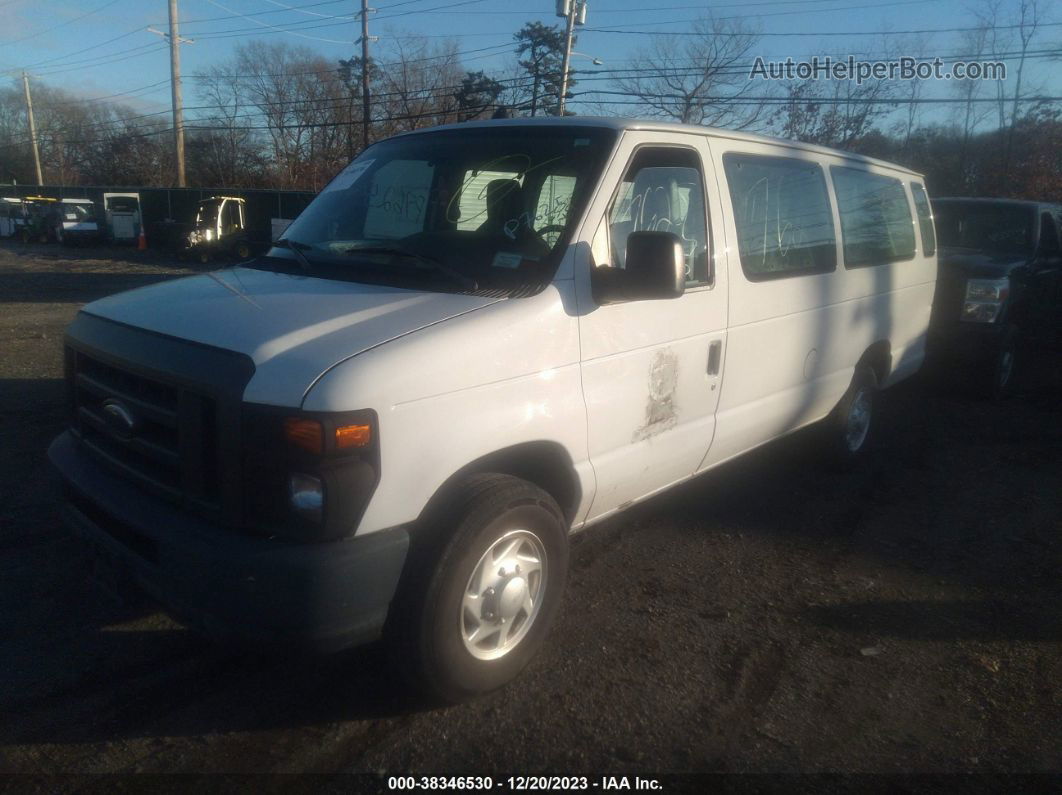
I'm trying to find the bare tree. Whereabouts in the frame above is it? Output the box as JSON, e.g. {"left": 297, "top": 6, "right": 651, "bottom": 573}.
{"left": 773, "top": 58, "right": 897, "bottom": 149}
{"left": 951, "top": 21, "right": 995, "bottom": 190}
{"left": 614, "top": 16, "right": 766, "bottom": 129}
{"left": 1004, "top": 0, "right": 1043, "bottom": 176}
{"left": 193, "top": 65, "right": 264, "bottom": 187}
{"left": 373, "top": 36, "right": 463, "bottom": 134}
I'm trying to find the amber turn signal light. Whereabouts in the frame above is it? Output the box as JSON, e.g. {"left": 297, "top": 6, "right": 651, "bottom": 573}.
{"left": 284, "top": 417, "right": 323, "bottom": 454}
{"left": 335, "top": 423, "right": 372, "bottom": 449}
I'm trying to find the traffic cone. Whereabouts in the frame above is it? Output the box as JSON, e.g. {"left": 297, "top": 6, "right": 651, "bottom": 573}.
{"left": 137, "top": 228, "right": 147, "bottom": 251}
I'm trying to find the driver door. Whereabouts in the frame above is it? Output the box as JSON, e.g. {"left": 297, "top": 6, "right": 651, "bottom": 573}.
{"left": 575, "top": 132, "right": 729, "bottom": 524}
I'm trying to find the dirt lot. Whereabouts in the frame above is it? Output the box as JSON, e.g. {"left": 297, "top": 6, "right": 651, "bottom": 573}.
{"left": 1, "top": 239, "right": 1060, "bottom": 783}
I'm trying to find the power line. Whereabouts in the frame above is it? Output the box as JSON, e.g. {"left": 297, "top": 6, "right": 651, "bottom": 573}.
{"left": 202, "top": 0, "right": 355, "bottom": 44}
{"left": 1, "top": 0, "right": 122, "bottom": 47}
{"left": 583, "top": 20, "right": 1062, "bottom": 37}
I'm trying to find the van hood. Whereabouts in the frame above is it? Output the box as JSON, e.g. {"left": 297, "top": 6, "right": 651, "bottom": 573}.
{"left": 82, "top": 265, "right": 503, "bottom": 406}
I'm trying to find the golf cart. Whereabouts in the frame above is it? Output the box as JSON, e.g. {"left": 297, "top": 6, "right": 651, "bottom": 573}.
{"left": 0, "top": 197, "right": 27, "bottom": 238}
{"left": 183, "top": 196, "right": 254, "bottom": 263}
{"left": 17, "top": 196, "right": 59, "bottom": 243}
{"left": 54, "top": 198, "right": 102, "bottom": 245}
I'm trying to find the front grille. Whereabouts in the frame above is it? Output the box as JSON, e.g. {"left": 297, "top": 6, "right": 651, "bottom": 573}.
{"left": 70, "top": 350, "right": 220, "bottom": 510}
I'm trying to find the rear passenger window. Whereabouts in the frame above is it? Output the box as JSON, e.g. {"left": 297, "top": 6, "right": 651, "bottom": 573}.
{"left": 831, "top": 167, "right": 916, "bottom": 266}
{"left": 722, "top": 153, "right": 836, "bottom": 280}
{"left": 910, "top": 183, "right": 936, "bottom": 256}
{"left": 608, "top": 147, "right": 711, "bottom": 286}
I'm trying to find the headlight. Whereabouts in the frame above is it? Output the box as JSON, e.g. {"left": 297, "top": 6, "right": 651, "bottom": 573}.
{"left": 965, "top": 278, "right": 1008, "bottom": 302}
{"left": 289, "top": 472, "right": 323, "bottom": 523}
{"left": 204, "top": 228, "right": 214, "bottom": 242}
{"left": 961, "top": 278, "right": 1009, "bottom": 323}
{"left": 961, "top": 301, "right": 1002, "bottom": 323}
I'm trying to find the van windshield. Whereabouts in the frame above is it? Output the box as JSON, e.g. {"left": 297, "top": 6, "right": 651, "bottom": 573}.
{"left": 266, "top": 126, "right": 617, "bottom": 293}
{"left": 933, "top": 201, "right": 1036, "bottom": 254}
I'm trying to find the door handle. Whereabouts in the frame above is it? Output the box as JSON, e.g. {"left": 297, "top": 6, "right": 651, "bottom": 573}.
{"left": 707, "top": 340, "right": 722, "bottom": 376}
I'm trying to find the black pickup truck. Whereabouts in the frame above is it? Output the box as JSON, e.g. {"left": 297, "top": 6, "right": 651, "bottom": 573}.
{"left": 929, "top": 197, "right": 1062, "bottom": 398}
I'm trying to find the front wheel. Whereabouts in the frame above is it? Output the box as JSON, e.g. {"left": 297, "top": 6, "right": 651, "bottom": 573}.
{"left": 983, "top": 324, "right": 1018, "bottom": 401}
{"left": 394, "top": 474, "right": 569, "bottom": 703}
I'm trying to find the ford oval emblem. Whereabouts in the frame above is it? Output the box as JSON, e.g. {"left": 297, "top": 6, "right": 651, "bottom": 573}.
{"left": 101, "top": 399, "right": 138, "bottom": 438}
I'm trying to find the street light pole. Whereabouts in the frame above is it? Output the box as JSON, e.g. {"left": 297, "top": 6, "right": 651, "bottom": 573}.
{"left": 556, "top": 0, "right": 587, "bottom": 116}
{"left": 358, "top": 0, "right": 377, "bottom": 151}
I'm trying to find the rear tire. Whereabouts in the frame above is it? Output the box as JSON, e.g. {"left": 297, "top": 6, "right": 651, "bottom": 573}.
{"left": 825, "top": 364, "right": 878, "bottom": 464}
{"left": 234, "top": 241, "right": 252, "bottom": 260}
{"left": 392, "top": 474, "right": 569, "bottom": 703}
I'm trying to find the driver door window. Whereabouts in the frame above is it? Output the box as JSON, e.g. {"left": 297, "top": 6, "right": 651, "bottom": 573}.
{"left": 607, "top": 147, "right": 711, "bottom": 286}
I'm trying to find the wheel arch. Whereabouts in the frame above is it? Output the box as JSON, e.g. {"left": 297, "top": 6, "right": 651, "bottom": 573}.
{"left": 857, "top": 340, "right": 892, "bottom": 386}
{"left": 417, "top": 441, "right": 582, "bottom": 530}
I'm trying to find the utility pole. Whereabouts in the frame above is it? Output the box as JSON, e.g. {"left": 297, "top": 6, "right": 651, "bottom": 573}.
{"left": 149, "top": 3, "right": 194, "bottom": 187}
{"left": 168, "top": 0, "right": 186, "bottom": 187}
{"left": 358, "top": 1, "right": 377, "bottom": 151}
{"left": 556, "top": 0, "right": 587, "bottom": 116}
{"left": 21, "top": 71, "right": 43, "bottom": 185}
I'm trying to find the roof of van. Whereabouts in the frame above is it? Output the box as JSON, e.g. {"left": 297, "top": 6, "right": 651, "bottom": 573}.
{"left": 391, "top": 116, "right": 925, "bottom": 178}
{"left": 934, "top": 196, "right": 1061, "bottom": 211}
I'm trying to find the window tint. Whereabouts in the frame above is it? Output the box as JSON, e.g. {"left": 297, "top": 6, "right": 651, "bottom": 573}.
{"left": 608, "top": 147, "right": 710, "bottom": 286}
{"left": 910, "top": 182, "right": 935, "bottom": 256}
{"left": 722, "top": 153, "right": 836, "bottom": 280}
{"left": 831, "top": 167, "right": 915, "bottom": 266}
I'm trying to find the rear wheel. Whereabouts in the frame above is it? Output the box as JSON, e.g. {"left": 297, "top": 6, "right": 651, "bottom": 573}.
{"left": 825, "top": 364, "right": 878, "bottom": 463}
{"left": 234, "top": 241, "right": 252, "bottom": 260}
{"left": 393, "top": 474, "right": 569, "bottom": 703}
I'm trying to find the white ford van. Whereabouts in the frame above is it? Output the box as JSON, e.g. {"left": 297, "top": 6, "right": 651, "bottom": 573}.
{"left": 49, "top": 118, "right": 936, "bottom": 701}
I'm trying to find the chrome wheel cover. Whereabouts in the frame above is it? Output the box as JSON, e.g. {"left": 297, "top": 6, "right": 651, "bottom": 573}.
{"left": 999, "top": 349, "right": 1014, "bottom": 390}
{"left": 460, "top": 529, "right": 547, "bottom": 661}
{"left": 845, "top": 389, "right": 872, "bottom": 452}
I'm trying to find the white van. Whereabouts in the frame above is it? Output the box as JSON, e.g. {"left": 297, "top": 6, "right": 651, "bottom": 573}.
{"left": 49, "top": 118, "right": 936, "bottom": 701}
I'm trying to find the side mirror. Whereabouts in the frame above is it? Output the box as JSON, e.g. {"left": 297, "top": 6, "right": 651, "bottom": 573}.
{"left": 593, "top": 231, "right": 686, "bottom": 304}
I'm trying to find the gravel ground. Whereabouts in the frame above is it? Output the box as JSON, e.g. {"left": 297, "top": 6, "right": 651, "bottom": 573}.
{"left": 1, "top": 239, "right": 1060, "bottom": 784}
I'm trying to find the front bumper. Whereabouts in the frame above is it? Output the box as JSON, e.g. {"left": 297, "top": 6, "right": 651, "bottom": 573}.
{"left": 49, "top": 430, "right": 409, "bottom": 653}
{"left": 927, "top": 320, "right": 1008, "bottom": 367}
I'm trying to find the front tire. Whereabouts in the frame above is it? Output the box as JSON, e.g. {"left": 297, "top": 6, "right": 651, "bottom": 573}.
{"left": 983, "top": 324, "right": 1018, "bottom": 401}
{"left": 395, "top": 474, "right": 569, "bottom": 703}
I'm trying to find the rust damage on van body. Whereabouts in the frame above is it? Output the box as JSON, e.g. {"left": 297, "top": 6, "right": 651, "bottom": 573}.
{"left": 634, "top": 349, "right": 679, "bottom": 441}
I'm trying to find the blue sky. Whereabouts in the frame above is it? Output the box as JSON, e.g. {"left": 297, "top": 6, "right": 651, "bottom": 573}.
{"left": 1, "top": 0, "right": 1058, "bottom": 128}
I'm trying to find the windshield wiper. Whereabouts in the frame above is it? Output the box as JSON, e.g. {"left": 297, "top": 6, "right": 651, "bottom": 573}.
{"left": 343, "top": 244, "right": 478, "bottom": 290}
{"left": 274, "top": 238, "right": 314, "bottom": 274}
